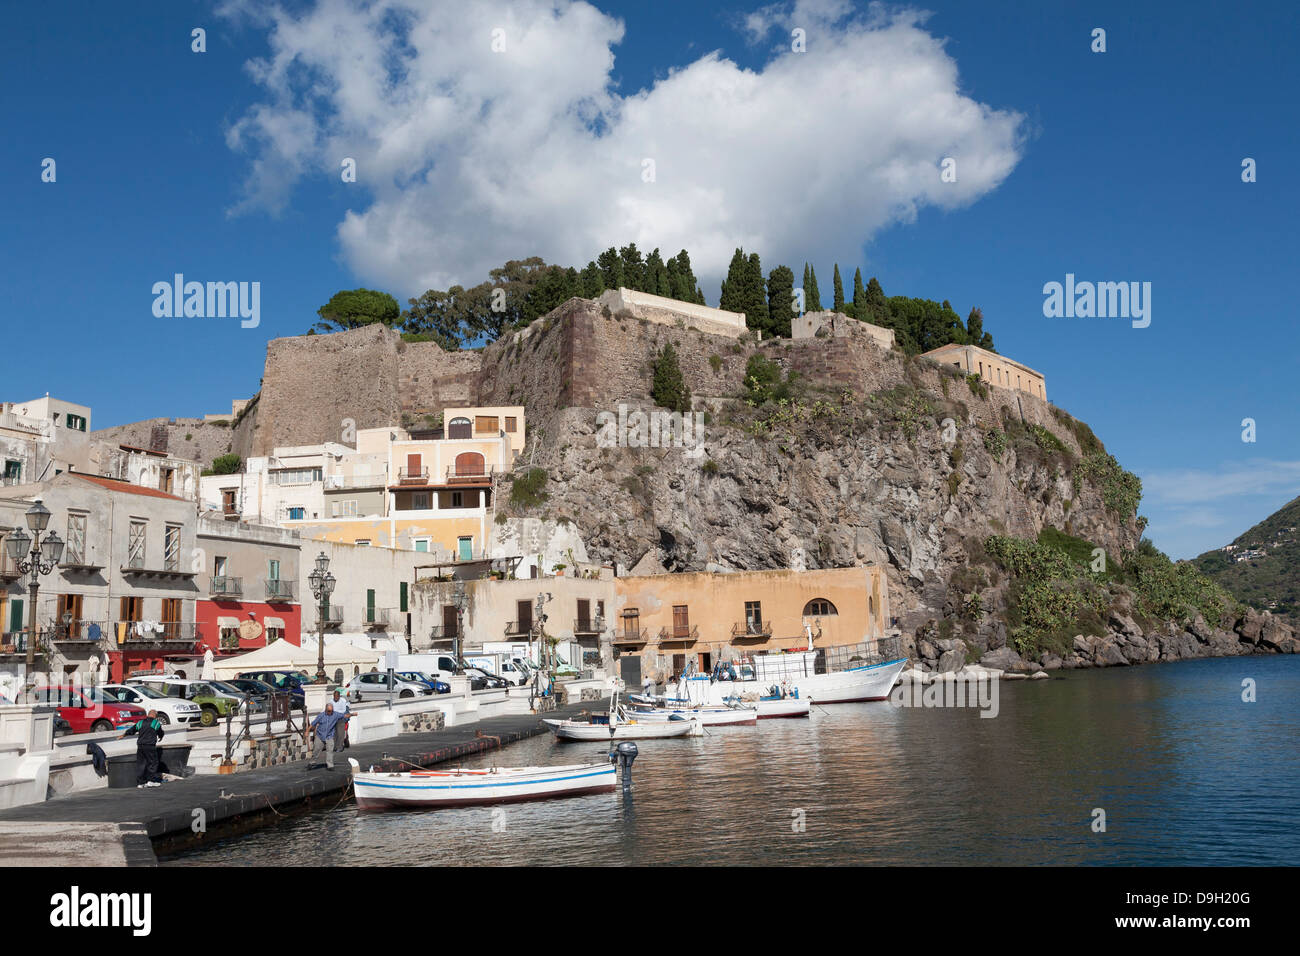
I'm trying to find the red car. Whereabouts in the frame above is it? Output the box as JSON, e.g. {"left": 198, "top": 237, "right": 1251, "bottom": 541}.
{"left": 29, "top": 686, "right": 145, "bottom": 734}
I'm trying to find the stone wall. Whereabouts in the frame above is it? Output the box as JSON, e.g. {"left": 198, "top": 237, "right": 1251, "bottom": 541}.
{"left": 91, "top": 418, "right": 236, "bottom": 468}
{"left": 399, "top": 710, "right": 446, "bottom": 734}
{"left": 595, "top": 287, "right": 746, "bottom": 337}
{"left": 244, "top": 732, "right": 309, "bottom": 769}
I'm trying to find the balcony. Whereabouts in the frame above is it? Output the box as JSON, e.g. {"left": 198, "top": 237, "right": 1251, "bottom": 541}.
{"left": 658, "top": 624, "right": 699, "bottom": 644}
{"left": 574, "top": 618, "right": 604, "bottom": 636}
{"left": 612, "top": 626, "right": 649, "bottom": 646}
{"left": 324, "top": 473, "right": 387, "bottom": 490}
{"left": 265, "top": 578, "right": 295, "bottom": 602}
{"left": 211, "top": 576, "right": 243, "bottom": 597}
{"left": 395, "top": 467, "right": 430, "bottom": 485}
{"left": 317, "top": 607, "right": 344, "bottom": 629}
{"left": 121, "top": 562, "right": 197, "bottom": 582}
{"left": 50, "top": 620, "right": 111, "bottom": 644}
{"left": 428, "top": 624, "right": 460, "bottom": 643}
{"left": 361, "top": 607, "right": 392, "bottom": 630}
{"left": 504, "top": 620, "right": 533, "bottom": 637}
{"left": 444, "top": 464, "right": 496, "bottom": 485}
{"left": 114, "top": 621, "right": 199, "bottom": 647}
{"left": 731, "top": 620, "right": 772, "bottom": 640}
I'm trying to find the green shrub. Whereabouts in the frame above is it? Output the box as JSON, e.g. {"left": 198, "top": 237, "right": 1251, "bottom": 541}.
{"left": 651, "top": 343, "right": 691, "bottom": 412}
{"left": 209, "top": 453, "right": 241, "bottom": 475}
{"left": 709, "top": 354, "right": 723, "bottom": 374}
{"left": 1074, "top": 452, "right": 1142, "bottom": 517}
{"left": 510, "top": 468, "right": 549, "bottom": 508}
{"left": 983, "top": 428, "right": 1007, "bottom": 459}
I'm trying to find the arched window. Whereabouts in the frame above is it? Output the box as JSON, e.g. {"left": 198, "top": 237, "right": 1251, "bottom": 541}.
{"left": 803, "top": 598, "right": 838, "bottom": 617}
{"left": 454, "top": 451, "right": 485, "bottom": 477}
{"left": 448, "top": 417, "right": 472, "bottom": 439}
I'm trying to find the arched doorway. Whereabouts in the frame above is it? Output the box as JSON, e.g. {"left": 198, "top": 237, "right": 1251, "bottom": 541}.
{"left": 454, "top": 451, "right": 485, "bottom": 477}
{"left": 448, "top": 417, "right": 472, "bottom": 439}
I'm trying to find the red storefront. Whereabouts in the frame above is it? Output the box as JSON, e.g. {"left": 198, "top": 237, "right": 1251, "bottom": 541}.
{"left": 196, "top": 598, "right": 303, "bottom": 661}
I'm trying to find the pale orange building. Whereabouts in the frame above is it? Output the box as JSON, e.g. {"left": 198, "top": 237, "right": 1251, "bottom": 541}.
{"left": 923, "top": 343, "right": 1047, "bottom": 401}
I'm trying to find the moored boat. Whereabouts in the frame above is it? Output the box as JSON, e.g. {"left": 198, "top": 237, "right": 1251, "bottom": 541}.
{"left": 623, "top": 703, "right": 758, "bottom": 726}
{"left": 543, "top": 714, "right": 703, "bottom": 741}
{"left": 347, "top": 758, "right": 616, "bottom": 810}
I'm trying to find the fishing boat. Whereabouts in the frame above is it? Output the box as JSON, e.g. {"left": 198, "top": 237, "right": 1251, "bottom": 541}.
{"left": 347, "top": 758, "right": 616, "bottom": 810}
{"left": 665, "top": 636, "right": 908, "bottom": 707}
{"left": 629, "top": 691, "right": 810, "bottom": 719}
{"left": 622, "top": 702, "right": 758, "bottom": 726}
{"left": 543, "top": 712, "right": 703, "bottom": 741}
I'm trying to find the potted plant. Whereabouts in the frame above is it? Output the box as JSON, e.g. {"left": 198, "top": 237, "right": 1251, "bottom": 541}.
{"left": 553, "top": 563, "right": 567, "bottom": 577}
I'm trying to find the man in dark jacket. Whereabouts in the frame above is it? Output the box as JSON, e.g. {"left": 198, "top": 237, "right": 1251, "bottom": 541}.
{"left": 121, "top": 709, "right": 165, "bottom": 788}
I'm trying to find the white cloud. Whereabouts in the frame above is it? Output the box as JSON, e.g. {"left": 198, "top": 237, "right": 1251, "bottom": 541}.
{"left": 222, "top": 0, "right": 1025, "bottom": 299}
{"left": 1141, "top": 459, "right": 1300, "bottom": 507}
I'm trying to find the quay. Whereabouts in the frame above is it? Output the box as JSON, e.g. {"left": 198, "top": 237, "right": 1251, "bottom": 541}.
{"left": 0, "top": 698, "right": 605, "bottom": 865}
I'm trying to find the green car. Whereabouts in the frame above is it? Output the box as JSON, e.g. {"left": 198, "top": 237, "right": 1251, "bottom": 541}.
{"left": 128, "top": 676, "right": 243, "bottom": 727}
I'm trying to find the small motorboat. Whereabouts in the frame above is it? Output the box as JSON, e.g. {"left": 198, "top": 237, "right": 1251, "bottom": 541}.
{"left": 347, "top": 758, "right": 616, "bottom": 810}
{"left": 623, "top": 702, "right": 758, "bottom": 726}
{"left": 543, "top": 713, "right": 703, "bottom": 741}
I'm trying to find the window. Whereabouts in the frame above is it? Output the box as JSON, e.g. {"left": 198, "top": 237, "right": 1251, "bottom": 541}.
{"left": 268, "top": 559, "right": 280, "bottom": 581}
{"left": 504, "top": 416, "right": 517, "bottom": 433}
{"left": 65, "top": 513, "right": 86, "bottom": 565}
{"left": 451, "top": 491, "right": 463, "bottom": 508}
{"left": 3, "top": 459, "right": 22, "bottom": 483}
{"left": 332, "top": 499, "right": 358, "bottom": 517}
{"left": 400, "top": 582, "right": 409, "bottom": 613}
{"left": 272, "top": 468, "right": 322, "bottom": 485}
{"left": 56, "top": 594, "right": 84, "bottom": 637}
{"left": 366, "top": 589, "right": 376, "bottom": 624}
{"left": 744, "top": 601, "right": 764, "bottom": 633}
{"left": 221, "top": 488, "right": 238, "bottom": 514}
{"left": 266, "top": 626, "right": 284, "bottom": 644}
{"left": 120, "top": 596, "right": 143, "bottom": 622}
{"left": 127, "top": 521, "right": 147, "bottom": 568}
{"left": 163, "top": 524, "right": 181, "bottom": 571}
{"left": 287, "top": 507, "right": 305, "bottom": 521}
{"left": 474, "top": 415, "right": 498, "bottom": 435}
{"left": 355, "top": 539, "right": 371, "bottom": 547}
{"left": 161, "top": 598, "right": 181, "bottom": 639}
{"left": 159, "top": 467, "right": 174, "bottom": 494}
{"left": 621, "top": 608, "right": 640, "bottom": 640}
{"left": 803, "top": 598, "right": 838, "bottom": 617}
{"left": 413, "top": 492, "right": 430, "bottom": 510}
{"left": 65, "top": 413, "right": 87, "bottom": 432}
{"left": 448, "top": 417, "right": 472, "bottom": 439}
{"left": 673, "top": 604, "right": 690, "bottom": 638}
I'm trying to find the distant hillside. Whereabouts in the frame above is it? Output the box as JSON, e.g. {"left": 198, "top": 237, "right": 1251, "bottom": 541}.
{"left": 1194, "top": 496, "right": 1300, "bottom": 619}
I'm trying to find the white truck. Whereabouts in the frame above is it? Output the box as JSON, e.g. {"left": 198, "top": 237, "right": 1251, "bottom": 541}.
{"left": 463, "top": 652, "right": 530, "bottom": 686}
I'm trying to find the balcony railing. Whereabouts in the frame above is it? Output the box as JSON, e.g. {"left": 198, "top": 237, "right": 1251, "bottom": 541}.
{"left": 114, "top": 621, "right": 199, "bottom": 646}
{"left": 324, "top": 472, "right": 387, "bottom": 490}
{"left": 574, "top": 618, "right": 604, "bottom": 635}
{"left": 428, "top": 624, "right": 460, "bottom": 642}
{"left": 265, "top": 578, "right": 295, "bottom": 601}
{"left": 658, "top": 624, "right": 699, "bottom": 644}
{"left": 612, "top": 626, "right": 649, "bottom": 646}
{"left": 317, "top": 607, "right": 344, "bottom": 628}
{"left": 361, "top": 607, "right": 392, "bottom": 629}
{"left": 731, "top": 620, "right": 772, "bottom": 639}
{"left": 396, "top": 467, "right": 430, "bottom": 484}
{"left": 50, "top": 620, "right": 112, "bottom": 643}
{"left": 445, "top": 464, "right": 496, "bottom": 483}
{"left": 504, "top": 620, "right": 533, "bottom": 637}
{"left": 211, "top": 576, "right": 242, "bottom": 597}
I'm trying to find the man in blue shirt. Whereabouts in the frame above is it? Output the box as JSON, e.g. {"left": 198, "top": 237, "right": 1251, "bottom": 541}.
{"left": 309, "top": 702, "right": 344, "bottom": 770}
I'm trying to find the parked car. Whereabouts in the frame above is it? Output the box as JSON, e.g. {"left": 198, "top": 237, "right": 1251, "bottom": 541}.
{"left": 224, "top": 677, "right": 277, "bottom": 708}
{"left": 344, "top": 672, "right": 432, "bottom": 700}
{"left": 233, "top": 670, "right": 309, "bottom": 710}
{"left": 28, "top": 686, "right": 144, "bottom": 734}
{"left": 97, "top": 683, "right": 204, "bottom": 725}
{"left": 210, "top": 679, "right": 268, "bottom": 713}
{"left": 127, "top": 676, "right": 242, "bottom": 727}
{"left": 396, "top": 671, "right": 451, "bottom": 695}
{"left": 463, "top": 666, "right": 509, "bottom": 690}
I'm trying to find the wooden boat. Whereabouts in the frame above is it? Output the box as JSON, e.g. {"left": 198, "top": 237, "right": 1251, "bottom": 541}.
{"left": 347, "top": 758, "right": 616, "bottom": 810}
{"left": 543, "top": 714, "right": 702, "bottom": 741}
{"left": 630, "top": 691, "right": 810, "bottom": 719}
{"left": 623, "top": 703, "right": 758, "bottom": 726}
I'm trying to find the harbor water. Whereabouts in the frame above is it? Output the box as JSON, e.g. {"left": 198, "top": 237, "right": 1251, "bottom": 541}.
{"left": 164, "top": 655, "right": 1300, "bottom": 866}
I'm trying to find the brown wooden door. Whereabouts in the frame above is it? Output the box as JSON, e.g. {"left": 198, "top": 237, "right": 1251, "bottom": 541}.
{"left": 406, "top": 453, "right": 422, "bottom": 478}
{"left": 517, "top": 600, "right": 532, "bottom": 632}
{"left": 454, "top": 452, "right": 485, "bottom": 477}
{"left": 577, "top": 599, "right": 590, "bottom": 630}
{"left": 442, "top": 605, "right": 458, "bottom": 637}
{"left": 673, "top": 604, "right": 689, "bottom": 638}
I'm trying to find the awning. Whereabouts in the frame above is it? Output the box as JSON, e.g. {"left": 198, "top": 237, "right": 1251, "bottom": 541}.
{"left": 217, "top": 616, "right": 240, "bottom": 628}
{"left": 263, "top": 617, "right": 285, "bottom": 629}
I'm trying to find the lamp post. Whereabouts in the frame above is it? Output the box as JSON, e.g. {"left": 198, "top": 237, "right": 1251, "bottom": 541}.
{"left": 452, "top": 581, "right": 467, "bottom": 673}
{"left": 4, "top": 501, "right": 65, "bottom": 687}
{"left": 531, "top": 591, "right": 552, "bottom": 700}
{"left": 307, "top": 551, "right": 336, "bottom": 684}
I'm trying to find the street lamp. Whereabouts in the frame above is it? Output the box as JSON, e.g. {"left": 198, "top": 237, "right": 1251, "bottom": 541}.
{"left": 307, "top": 552, "right": 336, "bottom": 684}
{"left": 452, "top": 581, "right": 468, "bottom": 672}
{"left": 531, "top": 591, "right": 552, "bottom": 700}
{"left": 5, "top": 501, "right": 65, "bottom": 686}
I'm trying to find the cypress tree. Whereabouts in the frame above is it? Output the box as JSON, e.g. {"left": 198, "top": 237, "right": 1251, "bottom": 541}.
{"left": 597, "top": 247, "right": 623, "bottom": 290}
{"left": 832, "top": 264, "right": 845, "bottom": 312}
{"left": 619, "top": 244, "right": 646, "bottom": 292}
{"left": 719, "top": 248, "right": 749, "bottom": 314}
{"left": 865, "top": 276, "right": 887, "bottom": 324}
{"left": 580, "top": 261, "right": 604, "bottom": 298}
{"left": 767, "top": 265, "right": 796, "bottom": 338}
{"left": 851, "top": 268, "right": 866, "bottom": 320}
{"left": 651, "top": 342, "right": 691, "bottom": 412}
{"left": 806, "top": 264, "right": 822, "bottom": 312}
{"left": 745, "top": 252, "right": 769, "bottom": 333}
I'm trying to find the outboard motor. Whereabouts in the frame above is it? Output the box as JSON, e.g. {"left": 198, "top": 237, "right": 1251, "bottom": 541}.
{"left": 608, "top": 741, "right": 639, "bottom": 790}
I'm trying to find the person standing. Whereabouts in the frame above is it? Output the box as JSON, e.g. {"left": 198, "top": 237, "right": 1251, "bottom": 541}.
{"left": 121, "top": 709, "right": 165, "bottom": 788}
{"left": 309, "top": 702, "right": 344, "bottom": 770}
{"left": 330, "top": 689, "right": 351, "bottom": 750}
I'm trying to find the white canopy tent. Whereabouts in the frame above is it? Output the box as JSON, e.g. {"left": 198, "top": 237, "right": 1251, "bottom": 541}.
{"left": 211, "top": 639, "right": 385, "bottom": 680}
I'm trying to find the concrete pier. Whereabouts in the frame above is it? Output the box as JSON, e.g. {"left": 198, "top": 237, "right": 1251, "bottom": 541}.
{"left": 0, "top": 699, "right": 605, "bottom": 865}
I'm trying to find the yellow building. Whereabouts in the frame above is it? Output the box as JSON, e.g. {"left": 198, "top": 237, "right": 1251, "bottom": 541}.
{"left": 612, "top": 566, "right": 889, "bottom": 677}
{"left": 922, "top": 343, "right": 1047, "bottom": 401}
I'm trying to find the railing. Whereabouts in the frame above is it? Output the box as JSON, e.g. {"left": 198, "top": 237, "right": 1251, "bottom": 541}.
{"left": 324, "top": 472, "right": 387, "bottom": 489}
{"left": 319, "top": 607, "right": 344, "bottom": 627}
{"left": 50, "top": 620, "right": 111, "bottom": 643}
{"left": 612, "top": 627, "right": 649, "bottom": 645}
{"left": 445, "top": 464, "right": 496, "bottom": 482}
{"left": 816, "top": 637, "right": 904, "bottom": 674}
{"left": 504, "top": 620, "right": 532, "bottom": 637}
{"left": 658, "top": 624, "right": 699, "bottom": 643}
{"left": 113, "top": 621, "right": 199, "bottom": 645}
{"left": 574, "top": 618, "right": 604, "bottom": 635}
{"left": 361, "top": 607, "right": 392, "bottom": 629}
{"left": 211, "top": 576, "right": 242, "bottom": 596}
{"left": 265, "top": 578, "right": 295, "bottom": 601}
{"left": 397, "top": 467, "right": 430, "bottom": 484}
{"left": 731, "top": 620, "right": 772, "bottom": 639}
{"left": 428, "top": 624, "right": 460, "bottom": 642}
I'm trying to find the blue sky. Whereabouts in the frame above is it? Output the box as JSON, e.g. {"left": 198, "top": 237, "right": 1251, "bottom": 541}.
{"left": 2, "top": 0, "right": 1297, "bottom": 559}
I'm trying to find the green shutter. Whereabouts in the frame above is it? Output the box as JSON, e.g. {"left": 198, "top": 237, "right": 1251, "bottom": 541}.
{"left": 9, "top": 599, "right": 24, "bottom": 633}
{"left": 367, "top": 588, "right": 376, "bottom": 623}
{"left": 400, "top": 582, "right": 408, "bottom": 613}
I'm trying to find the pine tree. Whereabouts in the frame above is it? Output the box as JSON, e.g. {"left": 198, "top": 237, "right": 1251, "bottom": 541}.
{"left": 865, "top": 276, "right": 887, "bottom": 325}
{"left": 967, "top": 307, "right": 995, "bottom": 351}
{"left": 651, "top": 342, "right": 691, "bottom": 412}
{"left": 580, "top": 261, "right": 604, "bottom": 298}
{"left": 767, "top": 265, "right": 796, "bottom": 338}
{"left": 746, "top": 252, "right": 769, "bottom": 333}
{"left": 806, "top": 265, "right": 822, "bottom": 312}
{"left": 619, "top": 244, "right": 646, "bottom": 291}
{"left": 851, "top": 268, "right": 866, "bottom": 320}
{"left": 832, "top": 264, "right": 845, "bottom": 312}
{"left": 719, "top": 248, "right": 749, "bottom": 315}
{"left": 596, "top": 247, "right": 624, "bottom": 290}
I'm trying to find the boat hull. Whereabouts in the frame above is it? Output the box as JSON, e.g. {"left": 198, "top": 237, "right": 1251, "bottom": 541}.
{"left": 543, "top": 717, "right": 702, "bottom": 741}
{"left": 671, "top": 657, "right": 909, "bottom": 706}
{"left": 624, "top": 706, "right": 758, "bottom": 726}
{"left": 350, "top": 762, "right": 616, "bottom": 811}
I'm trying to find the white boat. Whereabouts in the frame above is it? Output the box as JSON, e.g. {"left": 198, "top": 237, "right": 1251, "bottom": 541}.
{"left": 347, "top": 758, "right": 616, "bottom": 810}
{"left": 543, "top": 714, "right": 703, "bottom": 741}
{"left": 623, "top": 703, "right": 758, "bottom": 726}
{"left": 666, "top": 643, "right": 908, "bottom": 707}
{"left": 631, "top": 691, "right": 811, "bottom": 719}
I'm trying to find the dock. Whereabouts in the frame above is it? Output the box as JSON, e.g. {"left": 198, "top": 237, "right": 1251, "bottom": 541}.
{"left": 0, "top": 699, "right": 605, "bottom": 864}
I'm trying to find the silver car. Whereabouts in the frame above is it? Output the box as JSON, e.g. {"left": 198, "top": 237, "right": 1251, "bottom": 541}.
{"left": 344, "top": 671, "right": 433, "bottom": 700}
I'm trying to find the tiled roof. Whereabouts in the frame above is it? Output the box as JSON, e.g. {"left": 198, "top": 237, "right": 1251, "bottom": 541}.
{"left": 72, "top": 473, "right": 187, "bottom": 501}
